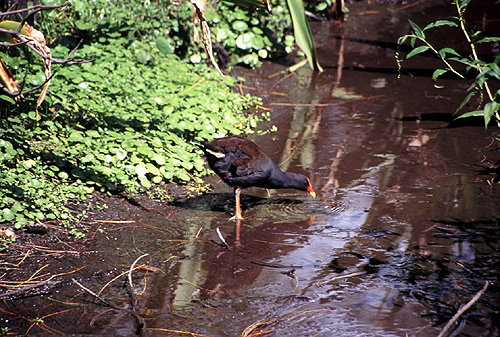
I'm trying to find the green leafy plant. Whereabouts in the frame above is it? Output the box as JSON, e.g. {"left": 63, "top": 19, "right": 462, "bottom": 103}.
{"left": 0, "top": 326, "right": 9, "bottom": 336}
{"left": 207, "top": 0, "right": 322, "bottom": 70}
{"left": 397, "top": 0, "right": 500, "bottom": 127}
{"left": 0, "top": 30, "right": 266, "bottom": 231}
{"left": 36, "top": 0, "right": 321, "bottom": 70}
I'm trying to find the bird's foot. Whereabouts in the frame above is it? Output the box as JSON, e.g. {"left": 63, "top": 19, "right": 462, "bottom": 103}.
{"left": 229, "top": 214, "right": 244, "bottom": 221}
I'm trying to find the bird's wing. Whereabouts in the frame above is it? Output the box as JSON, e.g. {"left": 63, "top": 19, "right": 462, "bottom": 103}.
{"left": 226, "top": 156, "right": 271, "bottom": 186}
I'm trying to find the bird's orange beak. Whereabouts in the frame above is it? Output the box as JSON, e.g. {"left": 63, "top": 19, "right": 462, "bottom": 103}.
{"left": 307, "top": 179, "right": 316, "bottom": 198}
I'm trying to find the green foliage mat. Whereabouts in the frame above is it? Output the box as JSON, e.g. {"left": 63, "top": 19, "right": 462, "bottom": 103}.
{"left": 0, "top": 37, "right": 265, "bottom": 233}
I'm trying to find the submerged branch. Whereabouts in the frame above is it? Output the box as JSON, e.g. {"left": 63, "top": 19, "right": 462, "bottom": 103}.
{"left": 437, "top": 281, "right": 489, "bottom": 337}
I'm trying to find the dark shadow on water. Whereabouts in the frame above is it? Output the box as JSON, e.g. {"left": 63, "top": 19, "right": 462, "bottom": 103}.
{"left": 397, "top": 113, "right": 490, "bottom": 128}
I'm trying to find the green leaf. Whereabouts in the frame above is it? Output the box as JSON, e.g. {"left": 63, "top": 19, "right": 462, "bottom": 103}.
{"left": 456, "top": 91, "right": 476, "bottom": 113}
{"left": 455, "top": 110, "right": 483, "bottom": 119}
{"left": 432, "top": 69, "right": 448, "bottom": 82}
{"left": 408, "top": 20, "right": 425, "bottom": 39}
{"left": 406, "top": 45, "right": 430, "bottom": 59}
{"left": 236, "top": 33, "right": 253, "bottom": 50}
{"left": 397, "top": 35, "right": 409, "bottom": 45}
{"left": 286, "top": 0, "right": 322, "bottom": 71}
{"left": 223, "top": 0, "right": 270, "bottom": 10}
{"left": 438, "top": 47, "right": 461, "bottom": 58}
{"left": 458, "top": 0, "right": 472, "bottom": 11}
{"left": 155, "top": 37, "right": 173, "bottom": 54}
{"left": 135, "top": 164, "right": 148, "bottom": 177}
{"left": 486, "top": 63, "right": 500, "bottom": 79}
{"left": 1, "top": 208, "right": 15, "bottom": 221}
{"left": 154, "top": 153, "right": 166, "bottom": 165}
{"left": 28, "top": 111, "right": 40, "bottom": 121}
{"left": 232, "top": 20, "right": 248, "bottom": 32}
{"left": 0, "top": 95, "right": 16, "bottom": 104}
{"left": 136, "top": 51, "right": 151, "bottom": 64}
{"left": 116, "top": 148, "right": 127, "bottom": 161}
{"left": 483, "top": 101, "right": 499, "bottom": 127}
{"left": 176, "top": 170, "right": 191, "bottom": 182}
{"left": 476, "top": 37, "right": 500, "bottom": 44}
{"left": 424, "top": 20, "right": 458, "bottom": 30}
{"left": 139, "top": 176, "right": 151, "bottom": 188}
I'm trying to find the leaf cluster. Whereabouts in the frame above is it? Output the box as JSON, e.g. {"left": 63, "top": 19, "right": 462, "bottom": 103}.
{"left": 35, "top": 0, "right": 316, "bottom": 69}
{"left": 37, "top": 0, "right": 196, "bottom": 57}
{"left": 205, "top": 1, "right": 297, "bottom": 67}
{"left": 397, "top": 0, "right": 500, "bottom": 127}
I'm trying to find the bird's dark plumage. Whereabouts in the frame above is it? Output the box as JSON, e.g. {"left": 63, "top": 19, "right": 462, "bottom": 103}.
{"left": 200, "top": 136, "right": 315, "bottom": 219}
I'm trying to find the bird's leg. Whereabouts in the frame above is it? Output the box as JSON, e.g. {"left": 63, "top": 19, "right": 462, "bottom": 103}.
{"left": 235, "top": 219, "right": 242, "bottom": 246}
{"left": 230, "top": 187, "right": 244, "bottom": 221}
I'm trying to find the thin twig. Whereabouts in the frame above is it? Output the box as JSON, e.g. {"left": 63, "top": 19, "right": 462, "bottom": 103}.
{"left": 72, "top": 278, "right": 145, "bottom": 333}
{"left": 216, "top": 227, "right": 230, "bottom": 249}
{"left": 72, "top": 278, "right": 119, "bottom": 310}
{"left": 316, "top": 271, "right": 366, "bottom": 287}
{"left": 437, "top": 281, "right": 489, "bottom": 337}
{"left": 0, "top": 2, "right": 71, "bottom": 17}
{"left": 128, "top": 254, "right": 149, "bottom": 296}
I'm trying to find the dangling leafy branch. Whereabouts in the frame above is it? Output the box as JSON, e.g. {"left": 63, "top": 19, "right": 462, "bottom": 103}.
{"left": 0, "top": 2, "right": 89, "bottom": 114}
{"left": 397, "top": 0, "right": 500, "bottom": 127}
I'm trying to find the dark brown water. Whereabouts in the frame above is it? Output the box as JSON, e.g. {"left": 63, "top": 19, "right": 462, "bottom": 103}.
{"left": 1, "top": 1, "right": 499, "bottom": 336}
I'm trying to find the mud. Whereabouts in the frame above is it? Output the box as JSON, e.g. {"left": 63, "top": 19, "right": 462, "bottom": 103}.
{"left": 1, "top": 1, "right": 499, "bottom": 336}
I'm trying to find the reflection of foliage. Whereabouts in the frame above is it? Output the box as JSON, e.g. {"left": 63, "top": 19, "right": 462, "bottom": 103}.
{"left": 397, "top": 0, "right": 500, "bottom": 127}
{"left": 391, "top": 219, "right": 499, "bottom": 329}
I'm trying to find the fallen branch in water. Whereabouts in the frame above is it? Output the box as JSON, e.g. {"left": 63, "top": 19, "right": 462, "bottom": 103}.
{"left": 73, "top": 273, "right": 146, "bottom": 335}
{"left": 240, "top": 307, "right": 333, "bottom": 337}
{"left": 437, "top": 281, "right": 489, "bottom": 337}
{"left": 145, "top": 327, "right": 213, "bottom": 336}
{"left": 0, "top": 265, "right": 85, "bottom": 301}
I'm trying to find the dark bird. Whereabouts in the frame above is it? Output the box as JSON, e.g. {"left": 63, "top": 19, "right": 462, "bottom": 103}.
{"left": 200, "top": 136, "right": 316, "bottom": 220}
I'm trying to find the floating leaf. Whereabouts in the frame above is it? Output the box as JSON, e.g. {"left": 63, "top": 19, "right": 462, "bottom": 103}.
{"left": 154, "top": 153, "right": 166, "bottom": 165}
{"left": 232, "top": 20, "right": 249, "bottom": 32}
{"left": 236, "top": 33, "right": 253, "bottom": 50}
{"left": 135, "top": 164, "right": 148, "bottom": 177}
